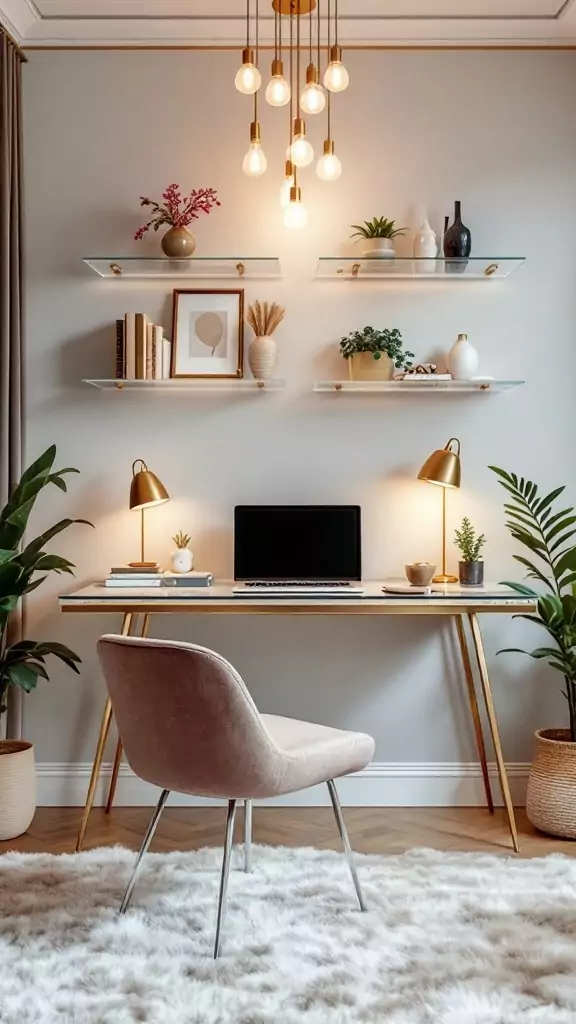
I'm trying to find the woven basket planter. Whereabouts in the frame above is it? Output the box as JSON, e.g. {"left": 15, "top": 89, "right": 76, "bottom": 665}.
{"left": 0, "top": 741, "right": 36, "bottom": 841}
{"left": 526, "top": 729, "right": 576, "bottom": 839}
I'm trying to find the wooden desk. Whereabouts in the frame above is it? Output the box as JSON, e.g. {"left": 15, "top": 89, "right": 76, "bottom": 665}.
{"left": 60, "top": 581, "right": 536, "bottom": 854}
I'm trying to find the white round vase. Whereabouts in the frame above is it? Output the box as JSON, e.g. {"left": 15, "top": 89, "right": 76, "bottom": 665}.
{"left": 413, "top": 219, "right": 438, "bottom": 259}
{"left": 170, "top": 548, "right": 194, "bottom": 573}
{"left": 448, "top": 333, "right": 479, "bottom": 380}
{"left": 248, "top": 336, "right": 278, "bottom": 380}
{"left": 0, "top": 741, "right": 36, "bottom": 840}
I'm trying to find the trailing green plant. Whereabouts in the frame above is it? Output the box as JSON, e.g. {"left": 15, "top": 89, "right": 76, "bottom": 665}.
{"left": 350, "top": 217, "right": 406, "bottom": 241}
{"left": 0, "top": 446, "right": 92, "bottom": 717}
{"left": 454, "top": 517, "right": 485, "bottom": 563}
{"left": 490, "top": 466, "right": 576, "bottom": 741}
{"left": 339, "top": 327, "right": 414, "bottom": 369}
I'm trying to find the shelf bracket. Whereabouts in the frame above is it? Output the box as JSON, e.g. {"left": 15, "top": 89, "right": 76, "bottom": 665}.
{"left": 484, "top": 263, "right": 498, "bottom": 277}
{"left": 110, "top": 263, "right": 122, "bottom": 276}
{"left": 352, "top": 263, "right": 360, "bottom": 278}
{"left": 236, "top": 262, "right": 245, "bottom": 277}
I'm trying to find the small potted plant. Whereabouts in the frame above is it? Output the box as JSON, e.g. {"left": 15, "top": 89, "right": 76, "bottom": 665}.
{"left": 135, "top": 183, "right": 221, "bottom": 259}
{"left": 350, "top": 217, "right": 406, "bottom": 259}
{"left": 170, "top": 531, "right": 194, "bottom": 573}
{"left": 339, "top": 327, "right": 414, "bottom": 382}
{"left": 454, "top": 517, "right": 486, "bottom": 586}
{"left": 246, "top": 301, "right": 286, "bottom": 380}
{"left": 490, "top": 466, "right": 576, "bottom": 839}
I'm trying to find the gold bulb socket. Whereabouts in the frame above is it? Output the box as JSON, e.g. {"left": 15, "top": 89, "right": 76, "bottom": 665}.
{"left": 329, "top": 44, "right": 342, "bottom": 64}
{"left": 271, "top": 58, "right": 284, "bottom": 78}
{"left": 457, "top": 333, "right": 468, "bottom": 340}
{"left": 289, "top": 185, "right": 302, "bottom": 204}
{"left": 242, "top": 46, "right": 255, "bottom": 66}
{"left": 284, "top": 159, "right": 294, "bottom": 177}
{"left": 250, "top": 120, "right": 261, "bottom": 143}
{"left": 305, "top": 63, "right": 319, "bottom": 85}
{"left": 323, "top": 139, "right": 335, "bottom": 156}
{"left": 293, "top": 116, "right": 306, "bottom": 137}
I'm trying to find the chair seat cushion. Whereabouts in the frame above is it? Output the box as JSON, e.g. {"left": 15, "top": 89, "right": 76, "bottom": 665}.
{"left": 259, "top": 714, "right": 375, "bottom": 796}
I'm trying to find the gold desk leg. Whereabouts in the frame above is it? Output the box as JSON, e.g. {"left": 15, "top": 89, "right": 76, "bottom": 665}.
{"left": 105, "top": 613, "right": 151, "bottom": 814}
{"left": 468, "top": 613, "right": 520, "bottom": 853}
{"left": 455, "top": 615, "right": 494, "bottom": 814}
{"left": 75, "top": 611, "right": 133, "bottom": 851}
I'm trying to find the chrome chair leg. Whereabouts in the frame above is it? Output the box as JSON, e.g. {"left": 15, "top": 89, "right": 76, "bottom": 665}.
{"left": 244, "top": 799, "right": 252, "bottom": 873}
{"left": 119, "top": 788, "right": 170, "bottom": 915}
{"left": 214, "top": 799, "right": 237, "bottom": 958}
{"left": 326, "top": 779, "right": 367, "bottom": 912}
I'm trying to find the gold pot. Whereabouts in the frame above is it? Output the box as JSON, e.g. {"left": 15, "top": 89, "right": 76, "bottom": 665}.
{"left": 161, "top": 226, "right": 196, "bottom": 259}
{"left": 348, "top": 352, "right": 394, "bottom": 382}
{"left": 526, "top": 728, "right": 576, "bottom": 838}
{"left": 0, "top": 740, "right": 36, "bottom": 840}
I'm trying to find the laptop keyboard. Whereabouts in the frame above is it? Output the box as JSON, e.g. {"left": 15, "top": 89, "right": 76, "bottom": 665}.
{"left": 244, "top": 581, "right": 354, "bottom": 588}
{"left": 233, "top": 580, "right": 365, "bottom": 596}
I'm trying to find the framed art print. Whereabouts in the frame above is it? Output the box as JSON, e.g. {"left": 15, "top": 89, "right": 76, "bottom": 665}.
{"left": 171, "top": 289, "right": 244, "bottom": 378}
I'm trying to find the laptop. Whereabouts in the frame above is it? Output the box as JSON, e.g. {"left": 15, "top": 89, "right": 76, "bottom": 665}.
{"left": 233, "top": 505, "right": 364, "bottom": 595}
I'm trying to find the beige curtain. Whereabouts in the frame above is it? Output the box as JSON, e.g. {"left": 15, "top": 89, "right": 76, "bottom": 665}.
{"left": 0, "top": 29, "right": 26, "bottom": 738}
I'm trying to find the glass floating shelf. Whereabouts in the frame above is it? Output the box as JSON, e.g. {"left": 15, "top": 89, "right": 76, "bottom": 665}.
{"left": 313, "top": 380, "right": 525, "bottom": 393}
{"left": 316, "top": 257, "right": 525, "bottom": 280}
{"left": 82, "top": 257, "right": 282, "bottom": 279}
{"left": 83, "top": 378, "right": 286, "bottom": 392}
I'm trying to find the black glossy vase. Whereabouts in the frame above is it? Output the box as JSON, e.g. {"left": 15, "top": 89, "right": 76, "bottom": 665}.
{"left": 443, "top": 201, "right": 471, "bottom": 258}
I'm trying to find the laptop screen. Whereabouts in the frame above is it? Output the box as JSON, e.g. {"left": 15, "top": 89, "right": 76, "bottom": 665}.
{"left": 234, "top": 505, "right": 361, "bottom": 581}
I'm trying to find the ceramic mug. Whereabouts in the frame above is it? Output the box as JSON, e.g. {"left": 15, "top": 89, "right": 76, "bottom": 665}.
{"left": 405, "top": 562, "right": 436, "bottom": 587}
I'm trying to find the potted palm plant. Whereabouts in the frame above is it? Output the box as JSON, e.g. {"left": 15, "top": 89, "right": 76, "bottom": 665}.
{"left": 0, "top": 445, "right": 90, "bottom": 840}
{"left": 340, "top": 326, "right": 414, "bottom": 382}
{"left": 490, "top": 466, "right": 576, "bottom": 838}
{"left": 350, "top": 217, "right": 406, "bottom": 259}
{"left": 454, "top": 517, "right": 486, "bottom": 586}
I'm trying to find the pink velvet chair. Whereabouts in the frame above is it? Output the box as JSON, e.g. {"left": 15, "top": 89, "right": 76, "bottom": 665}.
{"left": 97, "top": 634, "right": 376, "bottom": 957}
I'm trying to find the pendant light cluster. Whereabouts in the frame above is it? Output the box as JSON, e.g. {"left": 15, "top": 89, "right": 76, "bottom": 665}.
{"left": 236, "top": 0, "right": 349, "bottom": 229}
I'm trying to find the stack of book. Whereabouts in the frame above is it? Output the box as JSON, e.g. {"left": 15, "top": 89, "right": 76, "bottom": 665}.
{"left": 105, "top": 568, "right": 213, "bottom": 588}
{"left": 116, "top": 314, "right": 172, "bottom": 380}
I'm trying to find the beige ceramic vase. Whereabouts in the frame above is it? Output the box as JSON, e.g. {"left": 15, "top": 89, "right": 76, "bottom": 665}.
{"left": 0, "top": 740, "right": 36, "bottom": 840}
{"left": 248, "top": 335, "right": 278, "bottom": 380}
{"left": 161, "top": 226, "right": 196, "bottom": 259}
{"left": 348, "top": 351, "right": 394, "bottom": 382}
{"left": 526, "top": 729, "right": 576, "bottom": 838}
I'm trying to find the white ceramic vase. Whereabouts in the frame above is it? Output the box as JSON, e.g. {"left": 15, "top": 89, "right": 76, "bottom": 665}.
{"left": 448, "top": 333, "right": 479, "bottom": 380}
{"left": 361, "top": 238, "right": 395, "bottom": 259}
{"left": 170, "top": 548, "right": 194, "bottom": 573}
{"left": 0, "top": 741, "right": 36, "bottom": 840}
{"left": 248, "top": 335, "right": 278, "bottom": 380}
{"left": 413, "top": 219, "right": 438, "bottom": 259}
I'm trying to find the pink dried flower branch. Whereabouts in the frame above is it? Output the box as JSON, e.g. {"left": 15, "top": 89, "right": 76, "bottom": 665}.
{"left": 134, "top": 183, "right": 221, "bottom": 240}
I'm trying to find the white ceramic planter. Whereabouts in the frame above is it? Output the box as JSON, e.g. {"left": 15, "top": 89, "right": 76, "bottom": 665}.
{"left": 348, "top": 352, "right": 394, "bottom": 381}
{"left": 361, "top": 238, "right": 396, "bottom": 259}
{"left": 248, "top": 335, "right": 278, "bottom": 380}
{"left": 0, "top": 741, "right": 36, "bottom": 840}
{"left": 170, "top": 548, "right": 194, "bottom": 573}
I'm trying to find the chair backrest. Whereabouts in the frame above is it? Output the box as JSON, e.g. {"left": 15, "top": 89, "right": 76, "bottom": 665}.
{"left": 98, "top": 634, "right": 282, "bottom": 799}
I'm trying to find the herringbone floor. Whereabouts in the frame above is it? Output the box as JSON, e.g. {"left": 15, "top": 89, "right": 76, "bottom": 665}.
{"left": 1, "top": 807, "right": 574, "bottom": 857}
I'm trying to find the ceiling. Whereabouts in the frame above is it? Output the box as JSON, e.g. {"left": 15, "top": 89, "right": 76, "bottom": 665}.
{"left": 3, "top": 0, "right": 576, "bottom": 48}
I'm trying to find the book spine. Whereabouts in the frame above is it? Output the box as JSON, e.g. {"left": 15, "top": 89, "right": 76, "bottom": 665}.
{"left": 162, "top": 338, "right": 172, "bottom": 379}
{"left": 146, "top": 322, "right": 154, "bottom": 379}
{"left": 153, "top": 326, "right": 163, "bottom": 381}
{"left": 135, "top": 313, "right": 147, "bottom": 380}
{"left": 125, "top": 313, "right": 136, "bottom": 380}
{"left": 115, "top": 319, "right": 125, "bottom": 379}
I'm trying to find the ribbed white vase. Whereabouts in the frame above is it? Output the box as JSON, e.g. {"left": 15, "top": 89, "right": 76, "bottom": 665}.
{"left": 413, "top": 219, "right": 438, "bottom": 259}
{"left": 248, "top": 336, "right": 278, "bottom": 380}
{"left": 448, "top": 333, "right": 479, "bottom": 380}
{"left": 0, "top": 741, "right": 36, "bottom": 840}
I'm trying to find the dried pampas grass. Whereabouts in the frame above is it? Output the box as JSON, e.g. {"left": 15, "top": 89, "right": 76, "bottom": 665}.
{"left": 247, "top": 301, "right": 285, "bottom": 338}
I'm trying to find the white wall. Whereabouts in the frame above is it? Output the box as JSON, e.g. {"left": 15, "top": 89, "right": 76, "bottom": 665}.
{"left": 22, "top": 49, "right": 576, "bottom": 804}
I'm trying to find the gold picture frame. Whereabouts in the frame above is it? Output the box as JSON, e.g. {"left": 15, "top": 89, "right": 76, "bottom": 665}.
{"left": 171, "top": 288, "right": 244, "bottom": 379}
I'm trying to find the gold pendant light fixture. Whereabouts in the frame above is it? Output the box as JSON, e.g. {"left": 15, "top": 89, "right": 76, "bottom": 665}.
{"left": 235, "top": 0, "right": 349, "bottom": 225}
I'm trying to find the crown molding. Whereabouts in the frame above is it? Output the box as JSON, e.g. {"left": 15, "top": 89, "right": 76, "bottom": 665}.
{"left": 0, "top": 0, "right": 39, "bottom": 43}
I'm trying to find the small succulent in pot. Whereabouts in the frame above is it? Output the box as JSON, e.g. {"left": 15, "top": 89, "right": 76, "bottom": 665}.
{"left": 170, "top": 531, "right": 194, "bottom": 573}
{"left": 340, "top": 327, "right": 414, "bottom": 382}
{"left": 454, "top": 517, "right": 485, "bottom": 586}
{"left": 350, "top": 217, "right": 407, "bottom": 259}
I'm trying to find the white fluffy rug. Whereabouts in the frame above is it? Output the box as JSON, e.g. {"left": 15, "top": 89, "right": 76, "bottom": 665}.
{"left": 1, "top": 845, "right": 576, "bottom": 1023}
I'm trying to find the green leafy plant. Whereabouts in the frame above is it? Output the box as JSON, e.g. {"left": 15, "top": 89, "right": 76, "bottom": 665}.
{"left": 173, "top": 531, "right": 192, "bottom": 550}
{"left": 0, "top": 446, "right": 92, "bottom": 717}
{"left": 339, "top": 327, "right": 414, "bottom": 369}
{"left": 454, "top": 517, "right": 486, "bottom": 563}
{"left": 490, "top": 466, "right": 576, "bottom": 741}
{"left": 350, "top": 217, "right": 406, "bottom": 241}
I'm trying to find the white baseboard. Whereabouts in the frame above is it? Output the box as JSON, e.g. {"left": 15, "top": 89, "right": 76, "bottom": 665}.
{"left": 36, "top": 762, "right": 530, "bottom": 808}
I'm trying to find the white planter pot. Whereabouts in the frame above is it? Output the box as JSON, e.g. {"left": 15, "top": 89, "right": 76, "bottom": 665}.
{"left": 170, "top": 548, "right": 194, "bottom": 573}
{"left": 447, "top": 333, "right": 479, "bottom": 380}
{"left": 0, "top": 741, "right": 36, "bottom": 840}
{"left": 413, "top": 219, "right": 438, "bottom": 259}
{"left": 248, "top": 335, "right": 278, "bottom": 380}
{"left": 348, "top": 351, "right": 394, "bottom": 381}
{"left": 360, "top": 238, "right": 396, "bottom": 259}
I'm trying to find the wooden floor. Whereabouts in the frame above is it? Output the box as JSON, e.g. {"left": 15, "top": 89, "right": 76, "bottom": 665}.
{"left": 2, "top": 806, "right": 575, "bottom": 858}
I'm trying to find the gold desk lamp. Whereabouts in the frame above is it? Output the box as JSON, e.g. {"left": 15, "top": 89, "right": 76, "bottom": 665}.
{"left": 417, "top": 437, "right": 461, "bottom": 584}
{"left": 129, "top": 459, "right": 170, "bottom": 568}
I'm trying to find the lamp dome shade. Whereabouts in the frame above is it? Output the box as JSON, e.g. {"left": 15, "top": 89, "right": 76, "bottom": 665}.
{"left": 418, "top": 438, "right": 461, "bottom": 489}
{"left": 129, "top": 464, "right": 170, "bottom": 511}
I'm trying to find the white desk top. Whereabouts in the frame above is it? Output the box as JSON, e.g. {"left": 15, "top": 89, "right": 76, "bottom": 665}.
{"left": 59, "top": 581, "right": 535, "bottom": 615}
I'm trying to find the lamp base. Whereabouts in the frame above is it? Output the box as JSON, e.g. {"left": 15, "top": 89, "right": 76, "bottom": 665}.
{"left": 433, "top": 573, "right": 459, "bottom": 584}
{"left": 128, "top": 561, "right": 159, "bottom": 569}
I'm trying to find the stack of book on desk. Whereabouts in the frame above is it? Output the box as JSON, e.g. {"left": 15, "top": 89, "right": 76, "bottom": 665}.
{"left": 105, "top": 568, "right": 213, "bottom": 588}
